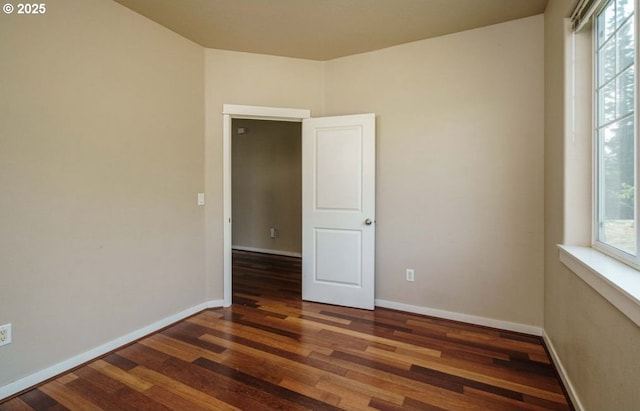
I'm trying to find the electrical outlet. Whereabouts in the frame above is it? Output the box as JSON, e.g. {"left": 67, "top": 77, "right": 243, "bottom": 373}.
{"left": 0, "top": 324, "right": 11, "bottom": 347}
{"left": 270, "top": 228, "right": 277, "bottom": 238}
{"left": 406, "top": 269, "right": 415, "bottom": 282}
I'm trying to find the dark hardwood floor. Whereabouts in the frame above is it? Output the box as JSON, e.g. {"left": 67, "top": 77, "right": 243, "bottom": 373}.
{"left": 1, "top": 250, "right": 573, "bottom": 410}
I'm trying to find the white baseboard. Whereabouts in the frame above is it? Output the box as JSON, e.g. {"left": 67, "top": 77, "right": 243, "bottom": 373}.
{"left": 542, "top": 330, "right": 584, "bottom": 411}
{"left": 374, "top": 299, "right": 543, "bottom": 336}
{"left": 232, "top": 245, "right": 302, "bottom": 258}
{"left": 0, "top": 299, "right": 224, "bottom": 401}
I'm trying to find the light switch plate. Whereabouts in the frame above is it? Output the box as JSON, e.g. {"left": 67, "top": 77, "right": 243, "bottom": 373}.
{"left": 197, "top": 193, "right": 205, "bottom": 206}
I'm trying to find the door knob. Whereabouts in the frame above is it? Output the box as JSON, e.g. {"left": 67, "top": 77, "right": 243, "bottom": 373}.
{"left": 365, "top": 218, "right": 373, "bottom": 225}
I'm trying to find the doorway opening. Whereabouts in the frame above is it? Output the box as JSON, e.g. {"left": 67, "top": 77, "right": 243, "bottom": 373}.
{"left": 231, "top": 118, "right": 302, "bottom": 303}
{"left": 222, "top": 105, "right": 376, "bottom": 310}
{"left": 222, "top": 105, "right": 311, "bottom": 307}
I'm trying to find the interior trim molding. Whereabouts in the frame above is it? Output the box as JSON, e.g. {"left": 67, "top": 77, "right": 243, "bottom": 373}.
{"left": 222, "top": 104, "right": 310, "bottom": 120}
{"left": 374, "top": 299, "right": 543, "bottom": 336}
{"left": 0, "top": 299, "right": 224, "bottom": 401}
{"left": 232, "top": 245, "right": 302, "bottom": 258}
{"left": 542, "top": 330, "right": 585, "bottom": 411}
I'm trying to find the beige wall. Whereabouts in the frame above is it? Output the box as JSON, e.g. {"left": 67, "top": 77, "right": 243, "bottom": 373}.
{"left": 232, "top": 119, "right": 302, "bottom": 254}
{"left": 544, "top": 1, "right": 640, "bottom": 409}
{"left": 204, "top": 49, "right": 324, "bottom": 300}
{"left": 0, "top": 0, "right": 205, "bottom": 387}
{"left": 325, "top": 16, "right": 545, "bottom": 326}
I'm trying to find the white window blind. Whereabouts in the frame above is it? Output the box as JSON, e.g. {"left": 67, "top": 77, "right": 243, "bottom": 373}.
{"left": 571, "top": 0, "right": 609, "bottom": 31}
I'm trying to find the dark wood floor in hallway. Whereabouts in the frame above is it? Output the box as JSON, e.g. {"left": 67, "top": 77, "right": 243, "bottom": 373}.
{"left": 1, "top": 250, "right": 573, "bottom": 410}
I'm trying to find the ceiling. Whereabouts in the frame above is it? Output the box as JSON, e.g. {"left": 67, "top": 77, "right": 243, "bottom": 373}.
{"left": 114, "top": 0, "right": 548, "bottom": 61}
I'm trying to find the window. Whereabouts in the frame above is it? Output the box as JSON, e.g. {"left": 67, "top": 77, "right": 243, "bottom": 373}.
{"left": 593, "top": 0, "right": 638, "bottom": 264}
{"left": 561, "top": 0, "right": 640, "bottom": 330}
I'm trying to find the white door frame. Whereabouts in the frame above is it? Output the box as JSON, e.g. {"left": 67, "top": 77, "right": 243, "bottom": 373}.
{"left": 222, "top": 104, "right": 311, "bottom": 307}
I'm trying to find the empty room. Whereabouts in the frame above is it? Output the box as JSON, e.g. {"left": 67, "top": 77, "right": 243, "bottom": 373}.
{"left": 1, "top": 0, "right": 639, "bottom": 409}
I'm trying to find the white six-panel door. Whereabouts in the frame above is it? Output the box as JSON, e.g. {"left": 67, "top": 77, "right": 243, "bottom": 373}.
{"left": 302, "top": 113, "right": 375, "bottom": 310}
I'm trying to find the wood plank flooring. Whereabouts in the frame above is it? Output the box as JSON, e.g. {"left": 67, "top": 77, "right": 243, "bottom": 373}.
{"left": 1, "top": 250, "right": 573, "bottom": 410}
